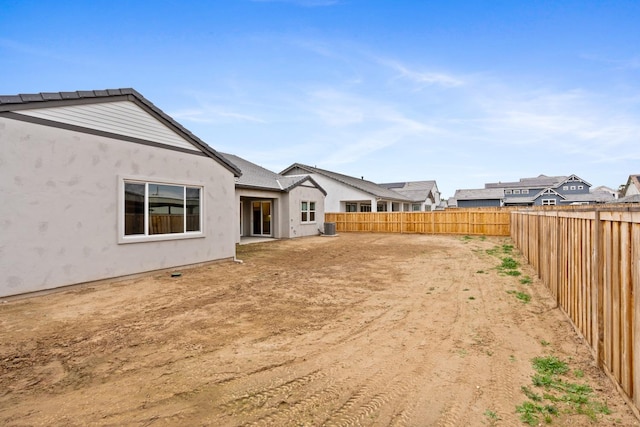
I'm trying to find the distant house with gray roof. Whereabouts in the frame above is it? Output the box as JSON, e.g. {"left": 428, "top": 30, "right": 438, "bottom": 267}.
{"left": 221, "top": 154, "right": 326, "bottom": 241}
{"left": 618, "top": 174, "right": 640, "bottom": 203}
{"left": 379, "top": 181, "right": 442, "bottom": 211}
{"left": 452, "top": 188, "right": 505, "bottom": 208}
{"left": 454, "top": 174, "right": 615, "bottom": 207}
{"left": 280, "top": 164, "right": 412, "bottom": 212}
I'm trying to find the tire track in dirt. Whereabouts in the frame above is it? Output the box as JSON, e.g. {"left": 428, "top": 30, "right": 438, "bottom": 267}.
{"left": 208, "top": 272, "right": 446, "bottom": 426}
{"left": 3, "top": 234, "right": 638, "bottom": 427}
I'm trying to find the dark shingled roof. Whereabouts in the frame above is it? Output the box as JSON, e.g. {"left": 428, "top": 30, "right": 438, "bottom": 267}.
{"left": 485, "top": 174, "right": 568, "bottom": 189}
{"left": 221, "top": 153, "right": 326, "bottom": 195}
{"left": 453, "top": 188, "right": 504, "bottom": 200}
{"left": 0, "top": 88, "right": 241, "bottom": 177}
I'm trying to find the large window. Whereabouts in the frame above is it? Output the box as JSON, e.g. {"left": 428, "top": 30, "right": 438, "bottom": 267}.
{"left": 541, "top": 199, "right": 556, "bottom": 206}
{"left": 345, "top": 203, "right": 358, "bottom": 212}
{"left": 124, "top": 180, "right": 201, "bottom": 238}
{"left": 301, "top": 201, "right": 316, "bottom": 223}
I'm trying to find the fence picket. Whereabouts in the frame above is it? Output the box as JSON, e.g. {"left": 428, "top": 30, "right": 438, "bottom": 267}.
{"left": 511, "top": 207, "right": 640, "bottom": 418}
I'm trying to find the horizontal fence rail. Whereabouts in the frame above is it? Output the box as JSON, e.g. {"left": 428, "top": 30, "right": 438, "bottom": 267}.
{"left": 325, "top": 209, "right": 512, "bottom": 236}
{"left": 511, "top": 207, "right": 640, "bottom": 416}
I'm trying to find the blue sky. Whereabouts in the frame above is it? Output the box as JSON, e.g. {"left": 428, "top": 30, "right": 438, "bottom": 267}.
{"left": 1, "top": 0, "right": 639, "bottom": 198}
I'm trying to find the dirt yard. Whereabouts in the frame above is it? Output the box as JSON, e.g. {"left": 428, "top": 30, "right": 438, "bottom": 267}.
{"left": 1, "top": 233, "right": 638, "bottom": 426}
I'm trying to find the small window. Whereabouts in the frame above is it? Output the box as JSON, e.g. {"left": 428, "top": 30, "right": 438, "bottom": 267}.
{"left": 542, "top": 199, "right": 556, "bottom": 205}
{"left": 301, "top": 201, "right": 316, "bottom": 223}
{"left": 522, "top": 189, "right": 529, "bottom": 194}
{"left": 505, "top": 190, "right": 512, "bottom": 194}
{"left": 570, "top": 185, "right": 576, "bottom": 190}
{"left": 513, "top": 189, "right": 521, "bottom": 194}
{"left": 577, "top": 185, "right": 583, "bottom": 190}
{"left": 563, "top": 186, "right": 569, "bottom": 190}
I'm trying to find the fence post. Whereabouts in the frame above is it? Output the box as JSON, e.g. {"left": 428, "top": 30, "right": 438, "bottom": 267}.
{"left": 536, "top": 213, "right": 541, "bottom": 277}
{"left": 592, "top": 209, "right": 603, "bottom": 368}
{"left": 555, "top": 211, "right": 560, "bottom": 308}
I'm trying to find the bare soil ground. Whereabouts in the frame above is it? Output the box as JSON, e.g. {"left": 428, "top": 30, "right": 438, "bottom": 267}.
{"left": 1, "top": 233, "right": 638, "bottom": 426}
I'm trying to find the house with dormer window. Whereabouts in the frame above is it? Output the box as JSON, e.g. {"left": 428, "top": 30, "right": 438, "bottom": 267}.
{"left": 454, "top": 174, "right": 615, "bottom": 208}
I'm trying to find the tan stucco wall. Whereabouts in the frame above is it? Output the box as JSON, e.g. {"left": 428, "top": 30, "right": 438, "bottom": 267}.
{"left": 0, "top": 117, "right": 236, "bottom": 297}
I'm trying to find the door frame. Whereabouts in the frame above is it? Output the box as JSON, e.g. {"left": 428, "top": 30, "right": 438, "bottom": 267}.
{"left": 251, "top": 200, "right": 272, "bottom": 237}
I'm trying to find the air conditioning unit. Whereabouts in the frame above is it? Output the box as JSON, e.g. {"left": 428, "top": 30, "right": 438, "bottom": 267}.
{"left": 323, "top": 222, "right": 337, "bottom": 236}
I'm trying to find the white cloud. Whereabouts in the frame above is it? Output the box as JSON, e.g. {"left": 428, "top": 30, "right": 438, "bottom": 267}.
{"left": 376, "top": 58, "right": 464, "bottom": 88}
{"left": 170, "top": 106, "right": 267, "bottom": 124}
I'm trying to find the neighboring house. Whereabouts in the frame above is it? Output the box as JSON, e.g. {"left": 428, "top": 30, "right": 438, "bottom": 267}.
{"left": 592, "top": 185, "right": 619, "bottom": 200}
{"left": 280, "top": 164, "right": 412, "bottom": 212}
{"left": 0, "top": 89, "right": 241, "bottom": 298}
{"left": 454, "top": 174, "right": 614, "bottom": 207}
{"left": 451, "top": 188, "right": 505, "bottom": 208}
{"left": 618, "top": 174, "right": 640, "bottom": 203}
{"left": 379, "top": 181, "right": 442, "bottom": 211}
{"left": 220, "top": 153, "right": 326, "bottom": 241}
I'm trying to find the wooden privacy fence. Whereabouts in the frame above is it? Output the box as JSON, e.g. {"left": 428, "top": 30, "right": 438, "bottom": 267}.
{"left": 511, "top": 207, "right": 640, "bottom": 416}
{"left": 324, "top": 209, "right": 511, "bottom": 236}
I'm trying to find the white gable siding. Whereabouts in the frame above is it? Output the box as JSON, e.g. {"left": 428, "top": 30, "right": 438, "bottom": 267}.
{"left": 16, "top": 101, "right": 199, "bottom": 152}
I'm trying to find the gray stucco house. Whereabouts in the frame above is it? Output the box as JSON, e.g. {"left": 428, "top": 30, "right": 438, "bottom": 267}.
{"left": 280, "top": 163, "right": 412, "bottom": 212}
{"left": 454, "top": 174, "right": 615, "bottom": 208}
{"left": 220, "top": 153, "right": 326, "bottom": 241}
{"left": 0, "top": 89, "right": 241, "bottom": 298}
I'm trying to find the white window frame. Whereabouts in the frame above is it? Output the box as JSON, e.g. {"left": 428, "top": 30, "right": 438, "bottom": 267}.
{"left": 577, "top": 185, "right": 584, "bottom": 190}
{"left": 301, "top": 200, "right": 316, "bottom": 223}
{"left": 570, "top": 185, "right": 576, "bottom": 190}
{"left": 411, "top": 203, "right": 422, "bottom": 211}
{"left": 522, "top": 189, "right": 529, "bottom": 194}
{"left": 118, "top": 175, "right": 205, "bottom": 244}
{"left": 541, "top": 199, "right": 557, "bottom": 206}
{"left": 360, "top": 204, "right": 372, "bottom": 212}
{"left": 513, "top": 189, "right": 521, "bottom": 194}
